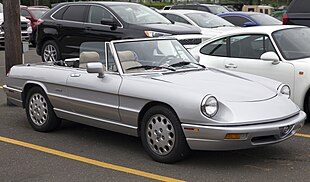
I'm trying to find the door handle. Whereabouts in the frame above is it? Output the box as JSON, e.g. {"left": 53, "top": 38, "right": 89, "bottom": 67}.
{"left": 70, "top": 73, "right": 81, "bottom": 77}
{"left": 225, "top": 63, "right": 237, "bottom": 69}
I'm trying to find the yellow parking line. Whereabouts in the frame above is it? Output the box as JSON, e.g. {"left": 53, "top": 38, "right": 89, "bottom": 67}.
{"left": 0, "top": 136, "right": 184, "bottom": 182}
{"left": 0, "top": 85, "right": 3, "bottom": 89}
{"left": 295, "top": 133, "right": 310, "bottom": 138}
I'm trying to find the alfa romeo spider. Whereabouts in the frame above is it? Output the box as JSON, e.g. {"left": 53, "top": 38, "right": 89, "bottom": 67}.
{"left": 4, "top": 38, "right": 305, "bottom": 163}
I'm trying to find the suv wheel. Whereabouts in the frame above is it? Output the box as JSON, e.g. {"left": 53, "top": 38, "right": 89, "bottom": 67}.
{"left": 41, "top": 40, "right": 60, "bottom": 62}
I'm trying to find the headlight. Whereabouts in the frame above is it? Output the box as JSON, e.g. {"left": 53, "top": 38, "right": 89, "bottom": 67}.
{"left": 201, "top": 95, "right": 218, "bottom": 118}
{"left": 144, "top": 31, "right": 171, "bottom": 37}
{"left": 277, "top": 84, "right": 291, "bottom": 99}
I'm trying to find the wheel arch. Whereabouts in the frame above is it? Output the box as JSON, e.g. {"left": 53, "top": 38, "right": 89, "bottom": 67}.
{"left": 137, "top": 101, "right": 179, "bottom": 137}
{"left": 37, "top": 36, "right": 59, "bottom": 56}
{"left": 22, "top": 82, "right": 48, "bottom": 108}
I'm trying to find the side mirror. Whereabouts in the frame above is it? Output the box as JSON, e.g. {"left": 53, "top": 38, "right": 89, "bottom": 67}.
{"left": 243, "top": 22, "right": 256, "bottom": 27}
{"left": 260, "top": 51, "right": 280, "bottom": 65}
{"left": 101, "top": 18, "right": 117, "bottom": 30}
{"left": 87, "top": 62, "right": 105, "bottom": 78}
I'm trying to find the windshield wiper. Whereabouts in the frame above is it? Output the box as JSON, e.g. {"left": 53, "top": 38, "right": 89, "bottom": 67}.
{"left": 169, "top": 61, "right": 206, "bottom": 68}
{"left": 126, "top": 65, "right": 176, "bottom": 71}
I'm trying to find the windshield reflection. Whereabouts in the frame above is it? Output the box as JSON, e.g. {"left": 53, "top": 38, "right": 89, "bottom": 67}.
{"left": 114, "top": 39, "right": 202, "bottom": 73}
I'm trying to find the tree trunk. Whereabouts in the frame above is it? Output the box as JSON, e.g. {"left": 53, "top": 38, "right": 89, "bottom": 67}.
{"left": 3, "top": 0, "right": 22, "bottom": 74}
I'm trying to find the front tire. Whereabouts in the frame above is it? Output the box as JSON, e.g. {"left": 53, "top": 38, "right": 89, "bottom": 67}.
{"left": 25, "top": 87, "right": 61, "bottom": 132}
{"left": 41, "top": 40, "right": 60, "bottom": 62}
{"left": 141, "top": 106, "right": 190, "bottom": 163}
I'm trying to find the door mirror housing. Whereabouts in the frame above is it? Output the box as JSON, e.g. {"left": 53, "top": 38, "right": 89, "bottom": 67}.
{"left": 101, "top": 18, "right": 117, "bottom": 30}
{"left": 87, "top": 62, "right": 105, "bottom": 78}
{"left": 243, "top": 22, "right": 256, "bottom": 27}
{"left": 25, "top": 15, "right": 33, "bottom": 21}
{"left": 260, "top": 51, "right": 280, "bottom": 65}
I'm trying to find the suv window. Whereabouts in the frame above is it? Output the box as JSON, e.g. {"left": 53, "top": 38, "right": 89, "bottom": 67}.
{"left": 62, "top": 5, "right": 86, "bottom": 22}
{"left": 88, "top": 6, "right": 114, "bottom": 24}
{"left": 200, "top": 38, "right": 227, "bottom": 57}
{"left": 52, "top": 6, "right": 68, "bottom": 19}
{"left": 222, "top": 16, "right": 251, "bottom": 26}
{"left": 164, "top": 14, "right": 191, "bottom": 25}
{"left": 229, "top": 35, "right": 275, "bottom": 59}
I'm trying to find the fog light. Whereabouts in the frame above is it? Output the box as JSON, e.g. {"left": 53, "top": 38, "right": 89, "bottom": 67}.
{"left": 280, "top": 125, "right": 294, "bottom": 138}
{"left": 225, "top": 133, "right": 247, "bottom": 140}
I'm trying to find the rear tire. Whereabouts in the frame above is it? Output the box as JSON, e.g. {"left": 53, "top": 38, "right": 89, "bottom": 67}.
{"left": 41, "top": 40, "right": 60, "bottom": 62}
{"left": 141, "top": 105, "right": 190, "bottom": 163}
{"left": 25, "top": 87, "right": 61, "bottom": 132}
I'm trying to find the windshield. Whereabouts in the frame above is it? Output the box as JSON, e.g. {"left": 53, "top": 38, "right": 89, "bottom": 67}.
{"left": 272, "top": 28, "right": 310, "bottom": 60}
{"left": 109, "top": 4, "right": 171, "bottom": 24}
{"left": 31, "top": 9, "right": 48, "bottom": 18}
{"left": 208, "top": 5, "right": 229, "bottom": 14}
{"left": 185, "top": 12, "right": 234, "bottom": 28}
{"left": 0, "top": 3, "right": 3, "bottom": 13}
{"left": 114, "top": 39, "right": 201, "bottom": 73}
{"left": 250, "top": 14, "right": 281, "bottom": 25}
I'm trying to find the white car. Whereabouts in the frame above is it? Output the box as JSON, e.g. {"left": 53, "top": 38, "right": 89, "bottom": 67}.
{"left": 190, "top": 25, "right": 310, "bottom": 116}
{"left": 160, "top": 10, "right": 238, "bottom": 39}
{"left": 0, "top": 3, "right": 31, "bottom": 48}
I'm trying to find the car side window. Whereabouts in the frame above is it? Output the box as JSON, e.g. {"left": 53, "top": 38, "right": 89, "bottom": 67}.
{"left": 106, "top": 44, "right": 118, "bottom": 72}
{"left": 21, "top": 9, "right": 31, "bottom": 17}
{"left": 88, "top": 6, "right": 114, "bottom": 24}
{"left": 62, "top": 5, "right": 86, "bottom": 22}
{"left": 229, "top": 35, "right": 275, "bottom": 59}
{"left": 165, "top": 14, "right": 191, "bottom": 25}
{"left": 200, "top": 38, "right": 227, "bottom": 57}
{"left": 222, "top": 16, "right": 251, "bottom": 26}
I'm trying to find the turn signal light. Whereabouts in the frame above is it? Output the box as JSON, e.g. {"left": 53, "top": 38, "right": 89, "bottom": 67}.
{"left": 225, "top": 133, "right": 247, "bottom": 140}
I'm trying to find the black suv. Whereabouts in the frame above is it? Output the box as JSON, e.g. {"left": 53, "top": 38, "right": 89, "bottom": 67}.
{"left": 170, "top": 4, "right": 229, "bottom": 15}
{"left": 36, "top": 2, "right": 201, "bottom": 62}
{"left": 283, "top": 0, "right": 310, "bottom": 26}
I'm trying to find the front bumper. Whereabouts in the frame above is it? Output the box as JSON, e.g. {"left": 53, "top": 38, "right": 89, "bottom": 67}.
{"left": 0, "top": 31, "right": 30, "bottom": 48}
{"left": 182, "top": 111, "right": 306, "bottom": 150}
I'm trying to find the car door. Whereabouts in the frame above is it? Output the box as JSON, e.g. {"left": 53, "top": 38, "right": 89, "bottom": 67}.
{"left": 223, "top": 34, "right": 295, "bottom": 91}
{"left": 66, "top": 43, "right": 122, "bottom": 123}
{"left": 59, "top": 5, "right": 88, "bottom": 57}
{"left": 83, "top": 5, "right": 124, "bottom": 42}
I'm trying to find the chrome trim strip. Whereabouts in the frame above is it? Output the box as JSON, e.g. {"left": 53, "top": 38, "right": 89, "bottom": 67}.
{"left": 3, "top": 85, "right": 22, "bottom": 93}
{"left": 50, "top": 4, "right": 124, "bottom": 28}
{"left": 54, "top": 108, "right": 137, "bottom": 130}
{"left": 48, "top": 93, "right": 118, "bottom": 109}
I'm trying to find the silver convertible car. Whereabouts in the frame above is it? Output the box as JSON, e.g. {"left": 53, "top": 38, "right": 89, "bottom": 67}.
{"left": 4, "top": 38, "right": 306, "bottom": 163}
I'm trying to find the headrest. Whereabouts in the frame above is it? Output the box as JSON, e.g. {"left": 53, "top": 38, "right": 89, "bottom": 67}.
{"left": 117, "top": 51, "right": 136, "bottom": 62}
{"left": 79, "top": 51, "right": 100, "bottom": 63}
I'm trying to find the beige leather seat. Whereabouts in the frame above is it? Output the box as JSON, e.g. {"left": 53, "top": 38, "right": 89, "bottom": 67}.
{"left": 79, "top": 51, "right": 100, "bottom": 69}
{"left": 117, "top": 51, "right": 143, "bottom": 73}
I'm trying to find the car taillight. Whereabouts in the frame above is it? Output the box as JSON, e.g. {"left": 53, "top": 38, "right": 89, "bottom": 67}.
{"left": 283, "top": 13, "right": 288, "bottom": 25}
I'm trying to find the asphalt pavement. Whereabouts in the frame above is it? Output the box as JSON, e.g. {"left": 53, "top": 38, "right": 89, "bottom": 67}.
{"left": 0, "top": 48, "right": 309, "bottom": 181}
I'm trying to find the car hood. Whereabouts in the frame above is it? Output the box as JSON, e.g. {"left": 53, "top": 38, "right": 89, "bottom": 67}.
{"left": 0, "top": 13, "right": 30, "bottom": 23}
{"left": 147, "top": 68, "right": 276, "bottom": 102}
{"left": 132, "top": 23, "right": 201, "bottom": 35}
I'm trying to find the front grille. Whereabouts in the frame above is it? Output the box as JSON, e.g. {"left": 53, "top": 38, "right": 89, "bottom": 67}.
{"left": 21, "top": 22, "right": 28, "bottom": 31}
{"left": 178, "top": 38, "right": 202, "bottom": 45}
{"left": 1, "top": 22, "right": 28, "bottom": 31}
